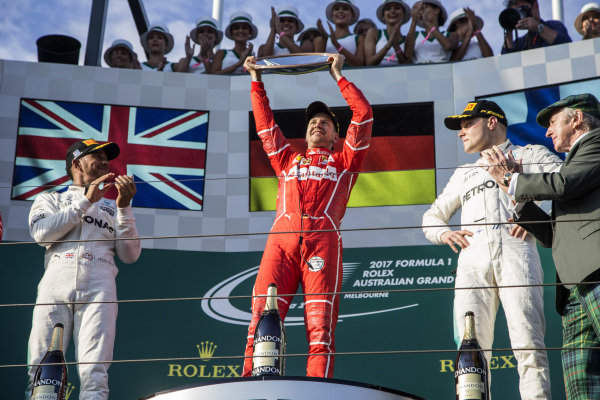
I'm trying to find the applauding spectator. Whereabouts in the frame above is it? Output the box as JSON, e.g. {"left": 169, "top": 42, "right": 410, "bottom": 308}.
{"left": 103, "top": 39, "right": 140, "bottom": 69}
{"left": 314, "top": 0, "right": 365, "bottom": 66}
{"left": 404, "top": 0, "right": 458, "bottom": 63}
{"left": 258, "top": 5, "right": 309, "bottom": 57}
{"left": 211, "top": 12, "right": 257, "bottom": 74}
{"left": 365, "top": 0, "right": 411, "bottom": 65}
{"left": 448, "top": 8, "right": 493, "bottom": 61}
{"left": 575, "top": 2, "right": 600, "bottom": 40}
{"left": 354, "top": 18, "right": 377, "bottom": 37}
{"left": 188, "top": 17, "right": 223, "bottom": 74}
{"left": 298, "top": 27, "right": 323, "bottom": 49}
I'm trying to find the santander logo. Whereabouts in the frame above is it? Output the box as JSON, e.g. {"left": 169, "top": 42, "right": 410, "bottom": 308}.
{"left": 201, "top": 265, "right": 418, "bottom": 326}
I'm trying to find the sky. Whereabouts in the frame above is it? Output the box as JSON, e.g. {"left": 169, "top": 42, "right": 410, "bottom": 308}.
{"left": 0, "top": 0, "right": 590, "bottom": 66}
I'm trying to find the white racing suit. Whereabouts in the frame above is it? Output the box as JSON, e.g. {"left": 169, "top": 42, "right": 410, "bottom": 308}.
{"left": 423, "top": 140, "right": 561, "bottom": 399}
{"left": 26, "top": 186, "right": 141, "bottom": 400}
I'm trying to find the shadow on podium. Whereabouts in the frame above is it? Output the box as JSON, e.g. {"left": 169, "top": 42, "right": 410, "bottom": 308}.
{"left": 139, "top": 376, "right": 427, "bottom": 400}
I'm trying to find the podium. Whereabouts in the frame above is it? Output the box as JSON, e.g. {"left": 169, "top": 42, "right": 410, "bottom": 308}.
{"left": 141, "top": 376, "right": 426, "bottom": 400}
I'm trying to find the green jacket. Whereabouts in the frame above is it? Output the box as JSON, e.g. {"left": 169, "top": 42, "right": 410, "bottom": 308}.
{"left": 514, "top": 127, "right": 600, "bottom": 293}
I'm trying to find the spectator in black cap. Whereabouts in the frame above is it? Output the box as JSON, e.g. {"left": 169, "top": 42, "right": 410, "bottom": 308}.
{"left": 423, "top": 99, "right": 561, "bottom": 398}
{"left": 241, "top": 53, "right": 372, "bottom": 378}
{"left": 501, "top": 0, "right": 571, "bottom": 54}
{"left": 483, "top": 93, "right": 600, "bottom": 399}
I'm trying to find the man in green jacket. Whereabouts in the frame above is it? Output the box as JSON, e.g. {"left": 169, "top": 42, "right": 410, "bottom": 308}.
{"left": 483, "top": 93, "right": 600, "bottom": 399}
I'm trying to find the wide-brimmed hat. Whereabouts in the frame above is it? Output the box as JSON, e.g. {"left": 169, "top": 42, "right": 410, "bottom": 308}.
{"left": 297, "top": 27, "right": 322, "bottom": 43}
{"left": 225, "top": 11, "right": 258, "bottom": 40}
{"left": 277, "top": 5, "right": 304, "bottom": 34}
{"left": 417, "top": 0, "right": 448, "bottom": 28}
{"left": 447, "top": 8, "right": 484, "bottom": 32}
{"left": 536, "top": 93, "right": 600, "bottom": 128}
{"left": 574, "top": 2, "right": 600, "bottom": 35}
{"left": 103, "top": 39, "right": 137, "bottom": 67}
{"left": 140, "top": 25, "right": 174, "bottom": 54}
{"left": 306, "top": 101, "right": 340, "bottom": 134}
{"left": 326, "top": 0, "right": 360, "bottom": 25}
{"left": 376, "top": 0, "right": 411, "bottom": 25}
{"left": 65, "top": 139, "right": 120, "bottom": 173}
{"left": 190, "top": 16, "right": 223, "bottom": 46}
{"left": 444, "top": 100, "right": 508, "bottom": 130}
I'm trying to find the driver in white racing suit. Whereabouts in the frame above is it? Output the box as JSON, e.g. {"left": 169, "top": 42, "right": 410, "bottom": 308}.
{"left": 26, "top": 139, "right": 141, "bottom": 400}
{"left": 422, "top": 100, "right": 561, "bottom": 399}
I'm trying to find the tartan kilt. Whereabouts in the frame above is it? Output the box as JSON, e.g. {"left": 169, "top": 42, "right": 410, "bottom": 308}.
{"left": 561, "top": 283, "right": 600, "bottom": 400}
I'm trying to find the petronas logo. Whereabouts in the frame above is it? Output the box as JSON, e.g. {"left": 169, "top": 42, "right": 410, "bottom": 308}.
{"left": 197, "top": 341, "right": 217, "bottom": 361}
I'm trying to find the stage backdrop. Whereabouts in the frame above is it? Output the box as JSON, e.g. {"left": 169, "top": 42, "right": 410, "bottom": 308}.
{"left": 2, "top": 38, "right": 600, "bottom": 399}
{"left": 2, "top": 242, "right": 561, "bottom": 399}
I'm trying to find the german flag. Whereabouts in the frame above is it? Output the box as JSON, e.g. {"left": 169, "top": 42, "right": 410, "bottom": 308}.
{"left": 249, "top": 102, "right": 436, "bottom": 212}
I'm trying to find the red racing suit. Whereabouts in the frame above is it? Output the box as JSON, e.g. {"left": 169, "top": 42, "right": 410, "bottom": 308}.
{"left": 243, "top": 78, "right": 372, "bottom": 378}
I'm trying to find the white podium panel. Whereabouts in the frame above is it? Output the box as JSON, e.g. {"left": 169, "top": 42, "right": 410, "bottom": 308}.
{"left": 141, "top": 377, "right": 426, "bottom": 400}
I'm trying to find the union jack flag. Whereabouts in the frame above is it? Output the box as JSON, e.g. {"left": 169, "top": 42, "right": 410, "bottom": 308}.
{"left": 65, "top": 252, "right": 74, "bottom": 259}
{"left": 11, "top": 99, "right": 208, "bottom": 210}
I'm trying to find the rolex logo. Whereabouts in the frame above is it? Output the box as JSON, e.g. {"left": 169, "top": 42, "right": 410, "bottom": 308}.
{"left": 65, "top": 382, "right": 76, "bottom": 400}
{"left": 197, "top": 341, "right": 217, "bottom": 361}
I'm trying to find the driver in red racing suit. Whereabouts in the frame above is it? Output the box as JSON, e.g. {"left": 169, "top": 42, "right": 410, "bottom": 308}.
{"left": 242, "top": 54, "right": 372, "bottom": 378}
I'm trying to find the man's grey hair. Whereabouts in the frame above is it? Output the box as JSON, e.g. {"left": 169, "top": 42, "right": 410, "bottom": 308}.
{"left": 563, "top": 107, "right": 600, "bottom": 132}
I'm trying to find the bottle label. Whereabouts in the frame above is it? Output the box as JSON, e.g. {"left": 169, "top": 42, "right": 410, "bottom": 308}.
{"left": 31, "top": 384, "right": 58, "bottom": 400}
{"left": 253, "top": 341, "right": 279, "bottom": 368}
{"left": 254, "top": 334, "right": 282, "bottom": 344}
{"left": 456, "top": 373, "right": 484, "bottom": 399}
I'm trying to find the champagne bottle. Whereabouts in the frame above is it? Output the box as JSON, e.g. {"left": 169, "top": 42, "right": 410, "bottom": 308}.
{"left": 455, "top": 312, "right": 489, "bottom": 400}
{"left": 31, "top": 323, "right": 68, "bottom": 400}
{"left": 252, "top": 283, "right": 286, "bottom": 376}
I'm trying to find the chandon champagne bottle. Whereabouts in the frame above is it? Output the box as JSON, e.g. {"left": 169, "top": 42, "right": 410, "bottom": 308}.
{"left": 252, "top": 283, "right": 286, "bottom": 376}
{"left": 455, "top": 312, "right": 489, "bottom": 400}
{"left": 31, "top": 323, "right": 68, "bottom": 400}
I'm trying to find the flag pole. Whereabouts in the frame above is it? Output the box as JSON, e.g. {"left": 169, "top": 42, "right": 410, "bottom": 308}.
{"left": 551, "top": 0, "right": 563, "bottom": 22}
{"left": 212, "top": 0, "right": 224, "bottom": 50}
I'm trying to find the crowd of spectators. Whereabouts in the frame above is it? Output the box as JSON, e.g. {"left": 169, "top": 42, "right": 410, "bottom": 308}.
{"left": 102, "top": 0, "right": 600, "bottom": 72}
